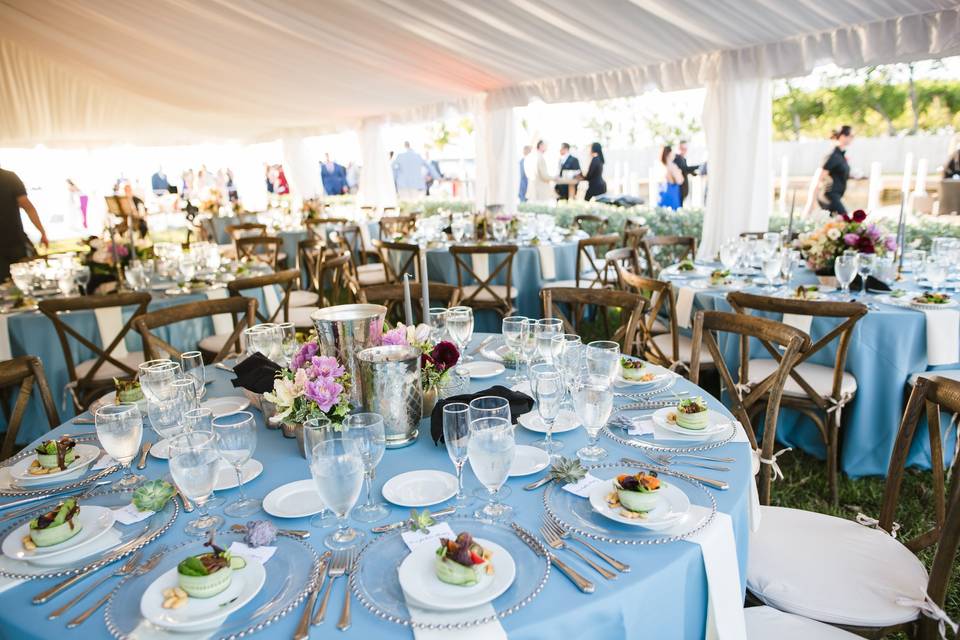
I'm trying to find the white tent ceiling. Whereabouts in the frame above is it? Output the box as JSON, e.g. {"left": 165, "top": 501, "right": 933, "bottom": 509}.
{"left": 1, "top": 0, "right": 958, "bottom": 146}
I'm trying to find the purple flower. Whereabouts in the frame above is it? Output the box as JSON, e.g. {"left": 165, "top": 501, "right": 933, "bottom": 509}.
{"left": 843, "top": 233, "right": 859, "bottom": 246}
{"left": 866, "top": 224, "right": 881, "bottom": 241}
{"left": 885, "top": 236, "right": 897, "bottom": 252}
{"left": 381, "top": 327, "right": 408, "bottom": 346}
{"left": 291, "top": 341, "right": 319, "bottom": 370}
{"left": 309, "top": 355, "right": 345, "bottom": 380}
{"left": 305, "top": 377, "right": 344, "bottom": 413}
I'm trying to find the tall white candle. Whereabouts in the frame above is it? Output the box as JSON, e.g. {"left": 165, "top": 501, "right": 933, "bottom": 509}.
{"left": 402, "top": 273, "right": 414, "bottom": 326}
{"left": 778, "top": 156, "right": 789, "bottom": 216}
{"left": 419, "top": 247, "right": 430, "bottom": 323}
{"left": 913, "top": 158, "right": 929, "bottom": 196}
{"left": 901, "top": 152, "right": 914, "bottom": 194}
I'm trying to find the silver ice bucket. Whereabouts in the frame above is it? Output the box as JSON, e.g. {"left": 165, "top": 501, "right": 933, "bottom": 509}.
{"left": 311, "top": 304, "right": 387, "bottom": 406}
{"left": 357, "top": 345, "right": 422, "bottom": 448}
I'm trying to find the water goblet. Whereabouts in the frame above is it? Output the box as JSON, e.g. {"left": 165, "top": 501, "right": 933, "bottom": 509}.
{"left": 74, "top": 265, "right": 91, "bottom": 294}
{"left": 857, "top": 253, "right": 875, "bottom": 296}
{"left": 167, "top": 430, "right": 225, "bottom": 536}
{"left": 138, "top": 360, "right": 179, "bottom": 403}
{"left": 571, "top": 373, "right": 614, "bottom": 462}
{"left": 762, "top": 250, "right": 782, "bottom": 291}
{"left": 428, "top": 308, "right": 448, "bottom": 343}
{"left": 468, "top": 395, "right": 511, "bottom": 424}
{"left": 442, "top": 403, "right": 473, "bottom": 508}
{"left": 585, "top": 340, "right": 620, "bottom": 384}
{"left": 95, "top": 403, "right": 144, "bottom": 486}
{"left": 309, "top": 427, "right": 366, "bottom": 550}
{"left": 344, "top": 413, "right": 388, "bottom": 523}
{"left": 501, "top": 315, "right": 526, "bottom": 383}
{"left": 446, "top": 306, "right": 474, "bottom": 361}
{"left": 468, "top": 417, "right": 515, "bottom": 522}
{"left": 212, "top": 411, "right": 261, "bottom": 517}
{"left": 303, "top": 417, "right": 333, "bottom": 528}
{"left": 531, "top": 363, "right": 564, "bottom": 454}
{"left": 834, "top": 253, "right": 859, "bottom": 297}
{"left": 924, "top": 255, "right": 949, "bottom": 293}
{"left": 535, "top": 318, "right": 563, "bottom": 365}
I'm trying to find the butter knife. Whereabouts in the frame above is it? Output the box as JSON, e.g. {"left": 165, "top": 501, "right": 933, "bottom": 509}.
{"left": 295, "top": 551, "right": 330, "bottom": 639}
{"left": 469, "top": 335, "right": 494, "bottom": 356}
{"left": 511, "top": 523, "right": 594, "bottom": 593}
{"left": 523, "top": 475, "right": 553, "bottom": 491}
{"left": 136, "top": 442, "right": 152, "bottom": 470}
{"left": 371, "top": 506, "right": 456, "bottom": 533}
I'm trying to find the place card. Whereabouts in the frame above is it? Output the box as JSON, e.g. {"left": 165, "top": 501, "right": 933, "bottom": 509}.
{"left": 228, "top": 541, "right": 277, "bottom": 565}
{"left": 113, "top": 502, "right": 154, "bottom": 525}
{"left": 627, "top": 418, "right": 656, "bottom": 437}
{"left": 92, "top": 455, "right": 118, "bottom": 470}
{"left": 401, "top": 522, "right": 455, "bottom": 552}
{"left": 562, "top": 473, "right": 603, "bottom": 498}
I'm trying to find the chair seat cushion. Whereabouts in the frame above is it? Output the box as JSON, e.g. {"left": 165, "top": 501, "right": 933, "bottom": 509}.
{"left": 198, "top": 333, "right": 233, "bottom": 355}
{"left": 651, "top": 333, "right": 713, "bottom": 364}
{"left": 459, "top": 284, "right": 517, "bottom": 303}
{"left": 75, "top": 351, "right": 145, "bottom": 380}
{"left": 747, "top": 506, "right": 927, "bottom": 627}
{"left": 650, "top": 318, "right": 669, "bottom": 335}
{"left": 544, "top": 279, "right": 606, "bottom": 289}
{"left": 288, "top": 290, "right": 320, "bottom": 308}
{"left": 748, "top": 359, "right": 857, "bottom": 397}
{"left": 745, "top": 606, "right": 863, "bottom": 639}
{"left": 357, "top": 263, "right": 388, "bottom": 286}
{"left": 290, "top": 306, "right": 319, "bottom": 328}
{"left": 909, "top": 369, "right": 960, "bottom": 385}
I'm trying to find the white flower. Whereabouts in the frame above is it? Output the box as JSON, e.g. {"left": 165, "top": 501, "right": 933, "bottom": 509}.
{"left": 413, "top": 324, "right": 431, "bottom": 344}
{"left": 827, "top": 228, "right": 841, "bottom": 241}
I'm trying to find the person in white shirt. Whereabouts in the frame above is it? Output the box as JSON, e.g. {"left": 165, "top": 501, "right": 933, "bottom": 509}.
{"left": 523, "top": 140, "right": 554, "bottom": 203}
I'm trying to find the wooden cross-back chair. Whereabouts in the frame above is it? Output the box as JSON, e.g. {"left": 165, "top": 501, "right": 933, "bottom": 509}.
{"left": 379, "top": 215, "right": 415, "bottom": 240}
{"left": 641, "top": 235, "right": 697, "bottom": 275}
{"left": 225, "top": 222, "right": 267, "bottom": 242}
{"left": 227, "top": 269, "right": 300, "bottom": 324}
{"left": 689, "top": 310, "right": 809, "bottom": 505}
{"left": 236, "top": 236, "right": 282, "bottom": 269}
{"left": 604, "top": 247, "right": 643, "bottom": 287}
{"left": 449, "top": 245, "right": 518, "bottom": 320}
{"left": 333, "top": 224, "right": 385, "bottom": 286}
{"left": 39, "top": 292, "right": 152, "bottom": 412}
{"left": 298, "top": 238, "right": 325, "bottom": 294}
{"left": 547, "top": 234, "right": 621, "bottom": 291}
{"left": 359, "top": 282, "right": 458, "bottom": 325}
{"left": 134, "top": 297, "right": 256, "bottom": 364}
{"left": 623, "top": 224, "right": 650, "bottom": 250}
{"left": 373, "top": 240, "right": 421, "bottom": 284}
{"left": 0, "top": 356, "right": 59, "bottom": 460}
{"left": 541, "top": 287, "right": 645, "bottom": 356}
{"left": 573, "top": 214, "right": 609, "bottom": 235}
{"left": 305, "top": 218, "right": 349, "bottom": 244}
{"left": 727, "top": 292, "right": 867, "bottom": 503}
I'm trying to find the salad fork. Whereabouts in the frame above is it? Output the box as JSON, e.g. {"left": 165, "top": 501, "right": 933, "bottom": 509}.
{"left": 543, "top": 519, "right": 630, "bottom": 573}
{"left": 638, "top": 450, "right": 729, "bottom": 472}
{"left": 47, "top": 550, "right": 143, "bottom": 620}
{"left": 65, "top": 546, "right": 166, "bottom": 628}
{"left": 313, "top": 550, "right": 349, "bottom": 624}
{"left": 539, "top": 517, "right": 616, "bottom": 580}
{"left": 337, "top": 550, "right": 358, "bottom": 630}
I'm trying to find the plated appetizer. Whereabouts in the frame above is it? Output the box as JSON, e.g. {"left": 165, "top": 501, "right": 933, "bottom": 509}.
{"left": 620, "top": 357, "right": 655, "bottom": 382}
{"left": 709, "top": 269, "right": 732, "bottom": 286}
{"left": 677, "top": 259, "right": 696, "bottom": 272}
{"left": 435, "top": 532, "right": 493, "bottom": 587}
{"left": 173, "top": 533, "right": 246, "bottom": 603}
{"left": 25, "top": 498, "right": 81, "bottom": 549}
{"left": 670, "top": 397, "right": 709, "bottom": 431}
{"left": 114, "top": 377, "right": 144, "bottom": 404}
{"left": 914, "top": 292, "right": 951, "bottom": 305}
{"left": 791, "top": 285, "right": 820, "bottom": 300}
{"left": 31, "top": 436, "right": 77, "bottom": 474}
{"left": 608, "top": 472, "right": 661, "bottom": 518}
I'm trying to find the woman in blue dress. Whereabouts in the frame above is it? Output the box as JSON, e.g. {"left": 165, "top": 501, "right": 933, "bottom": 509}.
{"left": 657, "top": 145, "right": 683, "bottom": 210}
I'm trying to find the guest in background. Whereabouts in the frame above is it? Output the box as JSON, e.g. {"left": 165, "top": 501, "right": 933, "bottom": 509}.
{"left": 555, "top": 142, "right": 581, "bottom": 200}
{"left": 424, "top": 149, "right": 443, "bottom": 196}
{"left": 813, "top": 125, "right": 853, "bottom": 216}
{"left": 346, "top": 162, "right": 359, "bottom": 193}
{"left": 226, "top": 169, "right": 238, "bottom": 202}
{"left": 0, "top": 166, "right": 48, "bottom": 279}
{"left": 582, "top": 142, "right": 607, "bottom": 201}
{"left": 320, "top": 153, "right": 349, "bottom": 195}
{"left": 943, "top": 144, "right": 960, "bottom": 179}
{"left": 274, "top": 165, "right": 290, "bottom": 195}
{"left": 518, "top": 145, "right": 531, "bottom": 202}
{"left": 122, "top": 184, "right": 149, "bottom": 237}
{"left": 657, "top": 145, "right": 683, "bottom": 210}
{"left": 182, "top": 169, "right": 195, "bottom": 199}
{"left": 265, "top": 164, "right": 275, "bottom": 193}
{"left": 392, "top": 141, "right": 431, "bottom": 200}
{"left": 151, "top": 167, "right": 170, "bottom": 195}
{"left": 523, "top": 140, "right": 553, "bottom": 203}
{"left": 67, "top": 179, "right": 88, "bottom": 229}
{"left": 673, "top": 141, "right": 699, "bottom": 207}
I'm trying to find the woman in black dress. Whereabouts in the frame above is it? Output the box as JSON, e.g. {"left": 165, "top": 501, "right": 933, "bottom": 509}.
{"left": 817, "top": 125, "right": 853, "bottom": 216}
{"left": 583, "top": 142, "right": 607, "bottom": 201}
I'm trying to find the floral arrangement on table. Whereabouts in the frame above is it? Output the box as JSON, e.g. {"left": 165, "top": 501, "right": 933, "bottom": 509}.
{"left": 86, "top": 236, "right": 131, "bottom": 270}
{"left": 199, "top": 189, "right": 224, "bottom": 215}
{"left": 795, "top": 209, "right": 897, "bottom": 271}
{"left": 301, "top": 198, "right": 323, "bottom": 219}
{"left": 263, "top": 338, "right": 352, "bottom": 427}
{"left": 381, "top": 323, "right": 460, "bottom": 392}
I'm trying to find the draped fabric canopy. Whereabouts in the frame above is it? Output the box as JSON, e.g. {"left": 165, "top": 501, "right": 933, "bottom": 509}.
{"left": 1, "top": 0, "right": 957, "bottom": 146}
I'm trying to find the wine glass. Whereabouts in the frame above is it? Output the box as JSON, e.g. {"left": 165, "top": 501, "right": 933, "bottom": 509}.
{"left": 442, "top": 403, "right": 473, "bottom": 508}
{"left": 212, "top": 411, "right": 261, "bottom": 517}
{"left": 147, "top": 377, "right": 196, "bottom": 442}
{"left": 446, "top": 306, "right": 474, "bottom": 361}
{"left": 571, "top": 373, "right": 613, "bottom": 462}
{"left": 167, "top": 430, "right": 225, "bottom": 536}
{"left": 762, "top": 250, "right": 782, "bottom": 291}
{"left": 179, "top": 254, "right": 196, "bottom": 291}
{"left": 535, "top": 318, "right": 563, "bottom": 365}
{"left": 501, "top": 316, "right": 526, "bottom": 383}
{"left": 303, "top": 417, "right": 333, "bottom": 528}
{"left": 277, "top": 322, "right": 298, "bottom": 367}
{"left": 780, "top": 250, "right": 799, "bottom": 286}
{"left": 180, "top": 351, "right": 205, "bottom": 401}
{"left": 468, "top": 416, "right": 515, "bottom": 522}
{"left": 74, "top": 265, "right": 91, "bottom": 295}
{"left": 585, "top": 340, "right": 620, "bottom": 385}
{"left": 719, "top": 240, "right": 741, "bottom": 273}
{"left": 468, "top": 395, "right": 511, "bottom": 424}
{"left": 531, "top": 363, "right": 564, "bottom": 454}
{"left": 309, "top": 426, "right": 366, "bottom": 550}
{"left": 138, "top": 360, "right": 179, "bottom": 403}
{"left": 553, "top": 334, "right": 583, "bottom": 410}
{"left": 834, "top": 253, "right": 859, "bottom": 297}
{"left": 519, "top": 318, "right": 539, "bottom": 385}
{"left": 925, "top": 255, "right": 949, "bottom": 293}
{"left": 344, "top": 413, "right": 388, "bottom": 523}
{"left": 95, "top": 403, "right": 143, "bottom": 487}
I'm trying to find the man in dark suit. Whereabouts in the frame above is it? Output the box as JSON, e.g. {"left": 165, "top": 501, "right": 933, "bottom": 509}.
{"left": 320, "top": 154, "right": 349, "bottom": 195}
{"left": 555, "top": 142, "right": 581, "bottom": 200}
{"left": 673, "top": 140, "right": 700, "bottom": 207}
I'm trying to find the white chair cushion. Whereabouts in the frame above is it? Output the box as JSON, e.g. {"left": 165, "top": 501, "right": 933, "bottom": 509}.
{"left": 748, "top": 359, "right": 857, "bottom": 397}
{"left": 288, "top": 290, "right": 320, "bottom": 308}
{"left": 459, "top": 284, "right": 517, "bottom": 303}
{"left": 745, "top": 606, "right": 862, "bottom": 639}
{"left": 650, "top": 318, "right": 669, "bottom": 335}
{"left": 290, "top": 306, "right": 319, "bottom": 328}
{"left": 747, "top": 506, "right": 927, "bottom": 628}
{"left": 357, "top": 264, "right": 388, "bottom": 286}
{"left": 651, "top": 333, "right": 713, "bottom": 364}
{"left": 75, "top": 351, "right": 145, "bottom": 380}
{"left": 909, "top": 369, "right": 960, "bottom": 385}
{"left": 198, "top": 333, "right": 232, "bottom": 354}
{"left": 544, "top": 279, "right": 606, "bottom": 289}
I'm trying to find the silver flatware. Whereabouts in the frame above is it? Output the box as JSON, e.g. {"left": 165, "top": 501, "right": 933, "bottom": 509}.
{"left": 66, "top": 547, "right": 166, "bottom": 628}
{"left": 0, "top": 479, "right": 113, "bottom": 520}
{"left": 294, "top": 551, "right": 330, "bottom": 639}
{"left": 47, "top": 551, "right": 143, "bottom": 620}
{"left": 230, "top": 523, "right": 310, "bottom": 539}
{"left": 620, "top": 457, "right": 729, "bottom": 491}
{"left": 313, "top": 550, "right": 349, "bottom": 624}
{"left": 643, "top": 450, "right": 729, "bottom": 472}
{"left": 136, "top": 442, "right": 152, "bottom": 470}
{"left": 337, "top": 549, "right": 358, "bottom": 630}
{"left": 371, "top": 506, "right": 456, "bottom": 533}
{"left": 543, "top": 519, "right": 629, "bottom": 573}
{"left": 470, "top": 335, "right": 494, "bottom": 356}
{"left": 511, "top": 523, "right": 594, "bottom": 594}
{"left": 670, "top": 452, "right": 735, "bottom": 464}
{"left": 523, "top": 475, "right": 553, "bottom": 491}
{"left": 71, "top": 416, "right": 95, "bottom": 425}
{"left": 539, "top": 517, "right": 616, "bottom": 580}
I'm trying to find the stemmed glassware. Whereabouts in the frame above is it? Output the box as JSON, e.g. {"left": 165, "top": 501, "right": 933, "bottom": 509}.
{"left": 924, "top": 254, "right": 949, "bottom": 293}
{"left": 167, "top": 430, "right": 225, "bottom": 536}
{"left": 428, "top": 308, "right": 448, "bottom": 343}
{"left": 180, "top": 351, "right": 205, "bottom": 402}
{"left": 212, "top": 411, "right": 261, "bottom": 517}
{"left": 834, "top": 253, "right": 859, "bottom": 297}
{"left": 95, "top": 403, "right": 144, "bottom": 487}
{"left": 302, "top": 417, "right": 333, "bottom": 528}
{"left": 138, "top": 360, "right": 180, "bottom": 403}
{"left": 531, "top": 363, "right": 564, "bottom": 454}
{"left": 780, "top": 250, "right": 800, "bottom": 287}
{"left": 468, "top": 416, "right": 515, "bottom": 522}
{"left": 719, "top": 239, "right": 741, "bottom": 274}
{"left": 74, "top": 265, "right": 91, "bottom": 295}
{"left": 446, "top": 306, "right": 474, "bottom": 362}
{"left": 344, "top": 412, "right": 388, "bottom": 523}
{"left": 277, "top": 323, "right": 298, "bottom": 367}
{"left": 309, "top": 424, "right": 366, "bottom": 549}
{"left": 552, "top": 333, "right": 583, "bottom": 410}
{"left": 501, "top": 316, "right": 526, "bottom": 383}
{"left": 468, "top": 395, "right": 511, "bottom": 423}
{"left": 571, "top": 372, "right": 614, "bottom": 462}
{"left": 857, "top": 253, "right": 875, "bottom": 297}
{"left": 519, "top": 318, "right": 539, "bottom": 385}
{"left": 442, "top": 403, "right": 473, "bottom": 508}
{"left": 585, "top": 340, "right": 620, "bottom": 385}
{"left": 535, "top": 318, "right": 563, "bottom": 365}
{"left": 761, "top": 250, "right": 782, "bottom": 291}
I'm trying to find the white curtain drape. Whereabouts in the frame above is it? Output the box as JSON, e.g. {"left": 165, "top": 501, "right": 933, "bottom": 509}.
{"left": 357, "top": 118, "right": 397, "bottom": 212}
{"left": 697, "top": 73, "right": 773, "bottom": 261}
{"left": 473, "top": 96, "right": 518, "bottom": 212}
{"left": 281, "top": 136, "right": 321, "bottom": 205}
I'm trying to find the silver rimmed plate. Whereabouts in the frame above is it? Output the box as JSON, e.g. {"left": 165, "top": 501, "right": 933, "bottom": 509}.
{"left": 2, "top": 504, "right": 116, "bottom": 561}
{"left": 8, "top": 443, "right": 101, "bottom": 485}
{"left": 0, "top": 434, "right": 118, "bottom": 497}
{"left": 605, "top": 408, "right": 739, "bottom": 454}
{"left": 651, "top": 408, "right": 735, "bottom": 439}
{"left": 587, "top": 479, "right": 690, "bottom": 531}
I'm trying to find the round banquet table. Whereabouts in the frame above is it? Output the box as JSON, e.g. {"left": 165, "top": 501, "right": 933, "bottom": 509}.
{"left": 0, "top": 333, "right": 753, "bottom": 640}
{"left": 665, "top": 265, "right": 958, "bottom": 478}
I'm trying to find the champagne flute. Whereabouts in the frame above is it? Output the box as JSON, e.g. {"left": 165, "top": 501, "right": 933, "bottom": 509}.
{"left": 344, "top": 412, "right": 388, "bottom": 522}
{"left": 303, "top": 417, "right": 333, "bottom": 528}
{"left": 446, "top": 306, "right": 474, "bottom": 362}
{"left": 309, "top": 427, "right": 366, "bottom": 550}
{"left": 553, "top": 333, "right": 582, "bottom": 411}
{"left": 180, "top": 351, "right": 205, "bottom": 401}
{"left": 428, "top": 308, "right": 448, "bottom": 343}
{"left": 519, "top": 318, "right": 538, "bottom": 385}
{"left": 442, "top": 403, "right": 473, "bottom": 508}
{"left": 531, "top": 363, "right": 564, "bottom": 454}
{"left": 168, "top": 430, "right": 225, "bottom": 536}
{"left": 95, "top": 403, "right": 143, "bottom": 486}
{"left": 585, "top": 340, "right": 620, "bottom": 385}
{"left": 501, "top": 316, "right": 526, "bottom": 383}
{"left": 468, "top": 416, "right": 515, "bottom": 522}
{"left": 571, "top": 373, "right": 613, "bottom": 462}
{"left": 276, "top": 322, "right": 297, "bottom": 367}
{"left": 213, "top": 411, "right": 261, "bottom": 517}
{"left": 535, "top": 318, "right": 563, "bottom": 365}
{"left": 834, "top": 253, "right": 858, "bottom": 297}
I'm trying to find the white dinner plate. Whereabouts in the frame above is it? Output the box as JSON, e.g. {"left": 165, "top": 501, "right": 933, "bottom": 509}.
{"left": 508, "top": 445, "right": 550, "bottom": 477}
{"left": 2, "top": 505, "right": 116, "bottom": 561}
{"left": 517, "top": 409, "right": 579, "bottom": 434}
{"left": 140, "top": 558, "right": 266, "bottom": 631}
{"left": 8, "top": 444, "right": 101, "bottom": 485}
{"left": 149, "top": 438, "right": 172, "bottom": 460}
{"left": 660, "top": 264, "right": 711, "bottom": 278}
{"left": 201, "top": 396, "right": 250, "bottom": 417}
{"left": 588, "top": 479, "right": 690, "bottom": 531}
{"left": 459, "top": 361, "right": 505, "bottom": 379}
{"left": 381, "top": 470, "right": 457, "bottom": 507}
{"left": 910, "top": 298, "right": 957, "bottom": 310}
{"left": 687, "top": 278, "right": 748, "bottom": 291}
{"left": 651, "top": 408, "right": 733, "bottom": 439}
{"left": 397, "top": 538, "right": 516, "bottom": 611}
{"left": 262, "top": 479, "right": 325, "bottom": 518}
{"left": 214, "top": 459, "right": 263, "bottom": 491}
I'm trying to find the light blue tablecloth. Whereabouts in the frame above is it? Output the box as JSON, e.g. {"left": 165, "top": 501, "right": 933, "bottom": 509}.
{"left": 0, "top": 333, "right": 752, "bottom": 640}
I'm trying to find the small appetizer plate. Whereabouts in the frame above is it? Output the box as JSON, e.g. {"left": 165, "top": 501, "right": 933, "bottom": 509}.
{"left": 8, "top": 444, "right": 101, "bottom": 485}
{"left": 651, "top": 408, "right": 734, "bottom": 439}
{"left": 660, "top": 264, "right": 711, "bottom": 278}
{"left": 587, "top": 479, "right": 690, "bottom": 531}
{"left": 150, "top": 438, "right": 172, "bottom": 460}
{"left": 397, "top": 538, "right": 516, "bottom": 611}
{"left": 910, "top": 299, "right": 957, "bottom": 310}
{"left": 459, "top": 360, "right": 505, "bottom": 379}
{"left": 214, "top": 459, "right": 264, "bottom": 491}
{"left": 262, "top": 479, "right": 325, "bottom": 519}
{"left": 89, "top": 392, "right": 148, "bottom": 416}
{"left": 382, "top": 470, "right": 458, "bottom": 508}
{"left": 140, "top": 559, "right": 266, "bottom": 631}
{"left": 615, "top": 363, "right": 675, "bottom": 390}
{"left": 2, "top": 505, "right": 116, "bottom": 561}
{"left": 201, "top": 396, "right": 251, "bottom": 418}
{"left": 508, "top": 446, "right": 550, "bottom": 477}
{"left": 517, "top": 409, "right": 579, "bottom": 434}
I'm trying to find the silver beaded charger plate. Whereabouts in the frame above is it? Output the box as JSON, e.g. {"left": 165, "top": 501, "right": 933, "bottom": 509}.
{"left": 351, "top": 517, "right": 549, "bottom": 630}
{"left": 106, "top": 533, "right": 320, "bottom": 640}
{"left": 543, "top": 463, "right": 717, "bottom": 545}
{"left": 0, "top": 487, "right": 178, "bottom": 580}
{"left": 0, "top": 434, "right": 119, "bottom": 497}
{"left": 604, "top": 405, "right": 738, "bottom": 454}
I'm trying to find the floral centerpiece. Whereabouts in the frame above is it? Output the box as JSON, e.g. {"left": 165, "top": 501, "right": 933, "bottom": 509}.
{"left": 795, "top": 209, "right": 897, "bottom": 272}
{"left": 381, "top": 323, "right": 460, "bottom": 415}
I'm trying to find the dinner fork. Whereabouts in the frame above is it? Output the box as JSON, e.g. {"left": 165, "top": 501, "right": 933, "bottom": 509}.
{"left": 47, "top": 550, "right": 143, "bottom": 620}
{"left": 337, "top": 550, "right": 358, "bottom": 630}
{"left": 313, "top": 550, "right": 349, "bottom": 624}
{"left": 543, "top": 519, "right": 630, "bottom": 573}
{"left": 66, "top": 546, "right": 166, "bottom": 628}
{"left": 639, "top": 450, "right": 729, "bottom": 472}
{"left": 539, "top": 517, "right": 616, "bottom": 580}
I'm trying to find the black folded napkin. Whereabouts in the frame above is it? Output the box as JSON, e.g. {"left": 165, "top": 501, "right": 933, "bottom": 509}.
{"left": 230, "top": 352, "right": 282, "bottom": 394}
{"left": 430, "top": 385, "right": 534, "bottom": 445}
{"left": 862, "top": 274, "right": 891, "bottom": 292}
